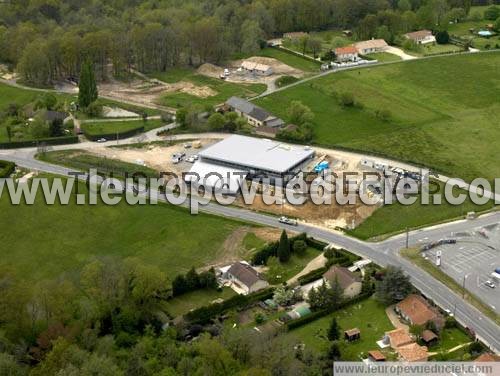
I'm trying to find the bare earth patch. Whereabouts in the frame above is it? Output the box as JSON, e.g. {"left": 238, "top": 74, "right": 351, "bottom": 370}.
{"left": 97, "top": 76, "right": 217, "bottom": 108}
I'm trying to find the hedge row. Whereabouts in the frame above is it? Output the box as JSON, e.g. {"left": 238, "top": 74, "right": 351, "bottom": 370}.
{"left": 305, "top": 237, "right": 328, "bottom": 250}
{"left": 285, "top": 291, "right": 374, "bottom": 330}
{"left": 83, "top": 125, "right": 145, "bottom": 142}
{"left": 184, "top": 288, "right": 274, "bottom": 325}
{"left": 297, "top": 266, "right": 328, "bottom": 285}
{"left": 0, "top": 160, "right": 16, "bottom": 178}
{"left": 0, "top": 136, "right": 79, "bottom": 149}
{"left": 251, "top": 233, "right": 308, "bottom": 265}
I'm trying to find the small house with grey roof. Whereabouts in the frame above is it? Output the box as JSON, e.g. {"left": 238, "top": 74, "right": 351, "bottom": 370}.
{"left": 225, "top": 97, "right": 284, "bottom": 128}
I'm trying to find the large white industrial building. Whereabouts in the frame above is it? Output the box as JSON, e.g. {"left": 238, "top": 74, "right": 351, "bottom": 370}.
{"left": 185, "top": 135, "right": 315, "bottom": 194}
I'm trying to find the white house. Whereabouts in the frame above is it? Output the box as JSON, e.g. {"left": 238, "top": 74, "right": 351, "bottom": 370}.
{"left": 354, "top": 39, "right": 388, "bottom": 55}
{"left": 404, "top": 30, "right": 435, "bottom": 44}
{"left": 334, "top": 46, "right": 359, "bottom": 62}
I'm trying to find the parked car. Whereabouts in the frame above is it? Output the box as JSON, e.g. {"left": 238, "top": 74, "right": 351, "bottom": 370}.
{"left": 485, "top": 280, "right": 495, "bottom": 289}
{"left": 186, "top": 156, "right": 196, "bottom": 163}
{"left": 279, "top": 216, "right": 297, "bottom": 226}
{"left": 184, "top": 143, "right": 192, "bottom": 149}
{"left": 97, "top": 138, "right": 107, "bottom": 143}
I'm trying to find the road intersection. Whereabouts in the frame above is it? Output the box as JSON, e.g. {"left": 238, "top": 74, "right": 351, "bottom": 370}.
{"left": 1, "top": 135, "right": 499, "bottom": 353}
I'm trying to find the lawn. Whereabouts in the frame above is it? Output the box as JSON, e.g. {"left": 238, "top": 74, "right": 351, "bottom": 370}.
{"left": 257, "top": 48, "right": 321, "bottom": 72}
{"left": 427, "top": 327, "right": 471, "bottom": 354}
{"left": 0, "top": 176, "right": 252, "bottom": 282}
{"left": 364, "top": 52, "right": 402, "bottom": 62}
{"left": 350, "top": 181, "right": 496, "bottom": 240}
{"left": 420, "top": 44, "right": 464, "bottom": 56}
{"left": 242, "top": 232, "right": 267, "bottom": 251}
{"left": 38, "top": 149, "right": 160, "bottom": 179}
{"left": 256, "top": 52, "right": 500, "bottom": 182}
{"left": 81, "top": 119, "right": 164, "bottom": 137}
{"left": 150, "top": 69, "right": 266, "bottom": 109}
{"left": 265, "top": 247, "right": 321, "bottom": 284}
{"left": 287, "top": 297, "right": 394, "bottom": 359}
{"left": 165, "top": 288, "right": 236, "bottom": 318}
{"left": 0, "top": 82, "right": 41, "bottom": 110}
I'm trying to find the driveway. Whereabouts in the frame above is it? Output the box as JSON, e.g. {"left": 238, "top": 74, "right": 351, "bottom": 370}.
{"left": 385, "top": 46, "right": 418, "bottom": 61}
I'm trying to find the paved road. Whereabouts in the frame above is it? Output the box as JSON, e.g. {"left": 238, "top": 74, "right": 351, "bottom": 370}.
{"left": 250, "top": 49, "right": 500, "bottom": 99}
{"left": 1, "top": 146, "right": 499, "bottom": 353}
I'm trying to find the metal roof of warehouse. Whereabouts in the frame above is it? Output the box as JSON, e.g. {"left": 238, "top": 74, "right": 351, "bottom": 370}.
{"left": 198, "top": 135, "right": 315, "bottom": 174}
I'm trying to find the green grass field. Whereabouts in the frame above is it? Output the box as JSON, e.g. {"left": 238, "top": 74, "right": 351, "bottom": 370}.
{"left": 0, "top": 176, "right": 250, "bottom": 282}
{"left": 257, "top": 48, "right": 321, "bottom": 72}
{"left": 38, "top": 150, "right": 160, "bottom": 179}
{"left": 256, "top": 52, "right": 500, "bottom": 182}
{"left": 81, "top": 119, "right": 163, "bottom": 136}
{"left": 265, "top": 247, "right": 321, "bottom": 284}
{"left": 287, "top": 297, "right": 394, "bottom": 359}
{"left": 350, "top": 181, "right": 496, "bottom": 240}
{"left": 365, "top": 52, "right": 402, "bottom": 62}
{"left": 151, "top": 69, "right": 266, "bottom": 108}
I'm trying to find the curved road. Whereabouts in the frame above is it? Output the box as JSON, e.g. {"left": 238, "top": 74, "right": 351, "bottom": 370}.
{"left": 1, "top": 136, "right": 499, "bottom": 353}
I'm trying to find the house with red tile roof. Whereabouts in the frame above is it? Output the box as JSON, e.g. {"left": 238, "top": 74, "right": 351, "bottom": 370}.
{"left": 334, "top": 46, "right": 358, "bottom": 62}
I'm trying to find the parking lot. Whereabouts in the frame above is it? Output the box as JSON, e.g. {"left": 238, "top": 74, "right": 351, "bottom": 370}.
{"left": 421, "top": 223, "right": 500, "bottom": 313}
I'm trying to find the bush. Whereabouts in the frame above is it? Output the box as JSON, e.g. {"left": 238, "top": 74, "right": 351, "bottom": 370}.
{"left": 436, "top": 30, "right": 450, "bottom": 44}
{"left": 297, "top": 267, "right": 328, "bottom": 285}
{"left": 292, "top": 240, "right": 307, "bottom": 255}
{"left": 276, "top": 75, "right": 299, "bottom": 87}
{"left": 305, "top": 237, "right": 327, "bottom": 250}
{"left": 484, "top": 6, "right": 500, "bottom": 21}
{"left": 339, "top": 92, "right": 355, "bottom": 107}
{"left": 86, "top": 102, "right": 103, "bottom": 118}
{"left": 375, "top": 109, "right": 391, "bottom": 122}
{"left": 444, "top": 316, "right": 457, "bottom": 328}
{"left": 0, "top": 160, "right": 16, "bottom": 178}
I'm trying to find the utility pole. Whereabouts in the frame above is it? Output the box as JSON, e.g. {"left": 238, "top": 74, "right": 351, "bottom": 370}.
{"left": 462, "top": 274, "right": 467, "bottom": 299}
{"left": 405, "top": 227, "right": 409, "bottom": 249}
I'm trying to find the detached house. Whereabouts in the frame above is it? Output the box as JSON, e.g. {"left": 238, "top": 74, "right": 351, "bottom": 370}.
{"left": 395, "top": 294, "right": 444, "bottom": 329}
{"left": 323, "top": 266, "right": 362, "bottom": 298}
{"left": 334, "top": 46, "right": 358, "bottom": 62}
{"left": 354, "top": 39, "right": 388, "bottom": 55}
{"left": 225, "top": 97, "right": 284, "bottom": 128}
{"left": 224, "top": 262, "right": 269, "bottom": 295}
{"left": 404, "top": 30, "right": 435, "bottom": 44}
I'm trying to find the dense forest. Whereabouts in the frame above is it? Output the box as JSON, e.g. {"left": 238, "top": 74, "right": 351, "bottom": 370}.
{"left": 0, "top": 0, "right": 497, "bottom": 86}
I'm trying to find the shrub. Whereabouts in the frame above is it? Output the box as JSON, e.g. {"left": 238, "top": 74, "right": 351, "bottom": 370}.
{"left": 444, "top": 316, "right": 457, "bottom": 328}
{"left": 435, "top": 30, "right": 450, "bottom": 44}
{"left": 339, "top": 92, "right": 355, "bottom": 107}
{"left": 292, "top": 240, "right": 307, "bottom": 255}
{"left": 484, "top": 6, "right": 500, "bottom": 21}
{"left": 297, "top": 267, "right": 328, "bottom": 285}
{"left": 85, "top": 102, "right": 103, "bottom": 117}
{"left": 375, "top": 109, "right": 391, "bottom": 122}
{"left": 0, "top": 160, "right": 16, "bottom": 178}
{"left": 276, "top": 75, "right": 299, "bottom": 87}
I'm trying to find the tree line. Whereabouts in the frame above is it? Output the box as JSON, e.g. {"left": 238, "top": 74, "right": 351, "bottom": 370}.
{"left": 0, "top": 0, "right": 489, "bottom": 87}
